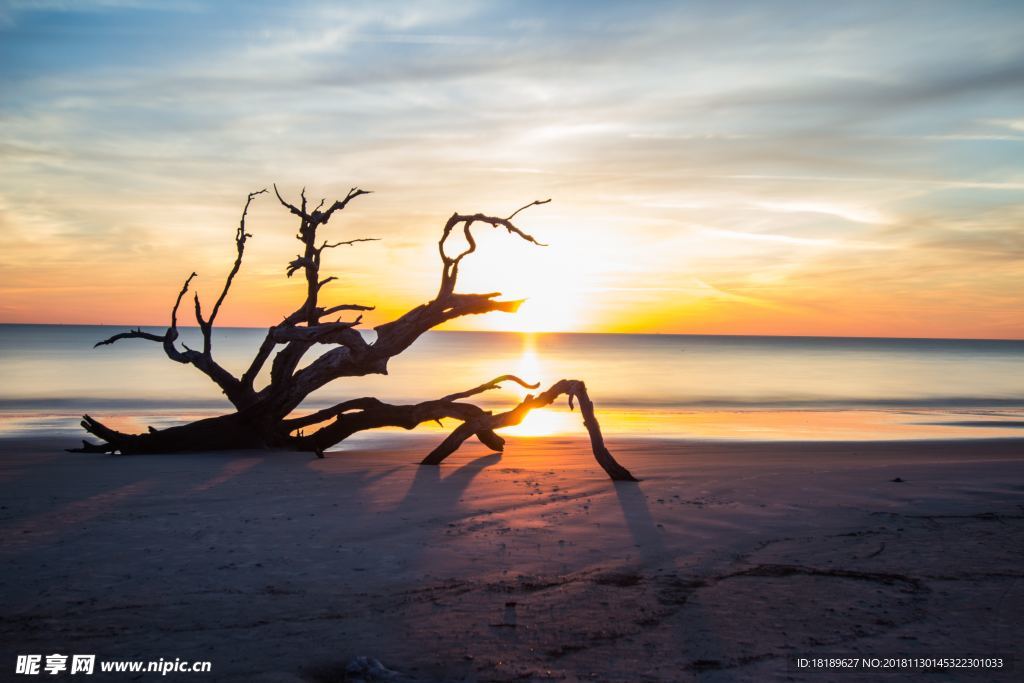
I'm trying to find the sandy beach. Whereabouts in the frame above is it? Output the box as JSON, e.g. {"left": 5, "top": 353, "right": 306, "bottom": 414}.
{"left": 1, "top": 434, "right": 1021, "bottom": 681}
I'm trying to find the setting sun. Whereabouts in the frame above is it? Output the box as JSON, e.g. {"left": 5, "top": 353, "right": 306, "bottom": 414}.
{"left": 497, "top": 294, "right": 583, "bottom": 334}
{"left": 447, "top": 220, "right": 605, "bottom": 333}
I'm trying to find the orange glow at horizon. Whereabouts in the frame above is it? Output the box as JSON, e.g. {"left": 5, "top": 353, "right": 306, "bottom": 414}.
{"left": 1, "top": 195, "right": 1023, "bottom": 341}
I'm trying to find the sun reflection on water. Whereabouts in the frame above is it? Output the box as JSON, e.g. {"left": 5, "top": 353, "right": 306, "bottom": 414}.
{"left": 501, "top": 408, "right": 576, "bottom": 437}
{"left": 496, "top": 333, "right": 579, "bottom": 437}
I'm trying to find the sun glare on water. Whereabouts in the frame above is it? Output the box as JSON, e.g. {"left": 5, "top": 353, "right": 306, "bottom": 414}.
{"left": 496, "top": 334, "right": 578, "bottom": 437}
{"left": 501, "top": 408, "right": 575, "bottom": 437}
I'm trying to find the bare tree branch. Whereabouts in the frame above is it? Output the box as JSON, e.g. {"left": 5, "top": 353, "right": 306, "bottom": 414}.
{"left": 436, "top": 200, "right": 548, "bottom": 299}
{"left": 290, "top": 397, "right": 491, "bottom": 457}
{"left": 94, "top": 271, "right": 197, "bottom": 349}
{"left": 240, "top": 303, "right": 375, "bottom": 391}
{"left": 422, "top": 379, "right": 637, "bottom": 481}
{"left": 507, "top": 198, "right": 551, "bottom": 221}
{"left": 286, "top": 377, "right": 635, "bottom": 480}
{"left": 321, "top": 303, "right": 374, "bottom": 316}
{"left": 318, "top": 187, "right": 373, "bottom": 224}
{"left": 170, "top": 272, "right": 198, "bottom": 330}
{"left": 269, "top": 318, "right": 364, "bottom": 343}
{"left": 317, "top": 237, "right": 380, "bottom": 254}
{"left": 273, "top": 183, "right": 304, "bottom": 219}
{"left": 249, "top": 186, "right": 379, "bottom": 395}
{"left": 93, "top": 328, "right": 166, "bottom": 347}
{"left": 284, "top": 374, "right": 538, "bottom": 432}
{"left": 440, "top": 374, "right": 539, "bottom": 402}
{"left": 208, "top": 188, "right": 266, "bottom": 326}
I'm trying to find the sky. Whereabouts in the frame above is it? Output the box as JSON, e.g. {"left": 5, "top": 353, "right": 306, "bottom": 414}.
{"left": 1, "top": 0, "right": 1023, "bottom": 338}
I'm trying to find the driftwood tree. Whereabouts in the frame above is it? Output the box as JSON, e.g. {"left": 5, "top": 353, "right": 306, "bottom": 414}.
{"left": 73, "top": 187, "right": 636, "bottom": 481}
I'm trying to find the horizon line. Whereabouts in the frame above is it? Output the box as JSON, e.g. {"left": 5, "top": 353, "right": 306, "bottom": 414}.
{"left": 0, "top": 322, "right": 1021, "bottom": 344}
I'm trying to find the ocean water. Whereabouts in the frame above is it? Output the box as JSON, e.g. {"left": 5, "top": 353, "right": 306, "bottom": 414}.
{"left": 2, "top": 324, "right": 1023, "bottom": 442}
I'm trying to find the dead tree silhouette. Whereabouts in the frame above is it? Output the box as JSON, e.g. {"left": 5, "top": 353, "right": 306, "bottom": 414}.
{"left": 72, "top": 187, "right": 637, "bottom": 481}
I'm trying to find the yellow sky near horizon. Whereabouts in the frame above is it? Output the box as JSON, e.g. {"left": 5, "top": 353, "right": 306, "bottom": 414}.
{"left": 3, "top": 183, "right": 1020, "bottom": 339}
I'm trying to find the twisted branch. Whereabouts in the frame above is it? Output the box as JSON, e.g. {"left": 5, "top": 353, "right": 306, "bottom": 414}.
{"left": 289, "top": 376, "right": 635, "bottom": 481}
{"left": 440, "top": 374, "right": 539, "bottom": 402}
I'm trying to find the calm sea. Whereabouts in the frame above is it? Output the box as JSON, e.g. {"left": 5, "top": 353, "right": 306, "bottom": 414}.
{"left": 2, "top": 324, "right": 1023, "bottom": 442}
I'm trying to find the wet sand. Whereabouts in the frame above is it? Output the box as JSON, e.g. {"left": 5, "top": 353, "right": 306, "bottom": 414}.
{"left": 1, "top": 435, "right": 1022, "bottom": 681}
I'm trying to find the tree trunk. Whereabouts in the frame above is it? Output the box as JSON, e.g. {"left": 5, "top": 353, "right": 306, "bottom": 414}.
{"left": 73, "top": 412, "right": 272, "bottom": 454}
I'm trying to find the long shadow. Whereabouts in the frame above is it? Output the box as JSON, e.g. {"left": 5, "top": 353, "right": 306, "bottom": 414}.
{"left": 394, "top": 452, "right": 503, "bottom": 517}
{"left": 612, "top": 478, "right": 734, "bottom": 669}
{"left": 346, "top": 453, "right": 503, "bottom": 674}
{"left": 613, "top": 480, "right": 668, "bottom": 567}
